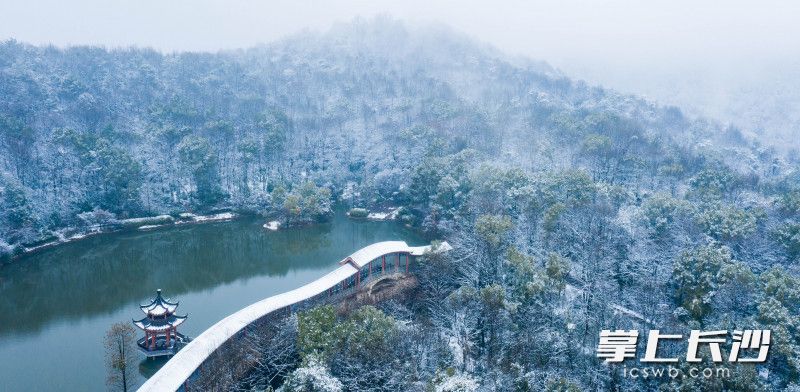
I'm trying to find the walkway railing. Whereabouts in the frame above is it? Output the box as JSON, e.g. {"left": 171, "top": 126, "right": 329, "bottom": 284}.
{"left": 137, "top": 240, "right": 450, "bottom": 392}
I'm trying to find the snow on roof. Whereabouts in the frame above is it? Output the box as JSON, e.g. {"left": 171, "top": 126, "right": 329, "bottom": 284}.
{"left": 138, "top": 241, "right": 449, "bottom": 392}
{"left": 134, "top": 314, "right": 187, "bottom": 331}
{"left": 341, "top": 240, "right": 409, "bottom": 268}
{"left": 140, "top": 289, "right": 180, "bottom": 316}
{"left": 142, "top": 302, "right": 178, "bottom": 317}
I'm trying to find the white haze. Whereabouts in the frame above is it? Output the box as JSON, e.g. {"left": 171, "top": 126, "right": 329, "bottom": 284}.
{"left": 1, "top": 0, "right": 798, "bottom": 149}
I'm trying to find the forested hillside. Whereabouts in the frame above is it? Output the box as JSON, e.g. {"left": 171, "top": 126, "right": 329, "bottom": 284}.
{"left": 2, "top": 18, "right": 800, "bottom": 390}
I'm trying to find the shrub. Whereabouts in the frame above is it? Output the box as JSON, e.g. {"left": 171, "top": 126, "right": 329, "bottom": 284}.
{"left": 348, "top": 208, "right": 369, "bottom": 218}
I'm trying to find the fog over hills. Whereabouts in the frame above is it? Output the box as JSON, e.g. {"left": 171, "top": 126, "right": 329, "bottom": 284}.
{"left": 564, "top": 57, "right": 800, "bottom": 154}
{"left": 3, "top": 1, "right": 797, "bottom": 152}
{"left": 0, "top": 18, "right": 789, "bottom": 250}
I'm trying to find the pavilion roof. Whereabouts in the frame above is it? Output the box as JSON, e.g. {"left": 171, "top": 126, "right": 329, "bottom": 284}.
{"left": 133, "top": 313, "right": 187, "bottom": 332}
{"left": 140, "top": 289, "right": 179, "bottom": 317}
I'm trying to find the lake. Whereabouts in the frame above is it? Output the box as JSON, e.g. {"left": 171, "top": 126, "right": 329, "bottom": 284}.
{"left": 0, "top": 212, "right": 424, "bottom": 391}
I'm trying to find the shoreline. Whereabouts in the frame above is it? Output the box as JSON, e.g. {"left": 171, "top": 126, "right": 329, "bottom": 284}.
{"left": 8, "top": 212, "right": 238, "bottom": 262}
{"left": 7, "top": 205, "right": 423, "bottom": 263}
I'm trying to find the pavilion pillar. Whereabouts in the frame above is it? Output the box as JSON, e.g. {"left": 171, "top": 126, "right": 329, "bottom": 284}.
{"left": 406, "top": 253, "right": 409, "bottom": 273}
{"left": 396, "top": 253, "right": 400, "bottom": 272}
{"left": 166, "top": 327, "right": 171, "bottom": 346}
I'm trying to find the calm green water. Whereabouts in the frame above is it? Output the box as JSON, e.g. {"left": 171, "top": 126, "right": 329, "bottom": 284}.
{"left": 0, "top": 212, "right": 423, "bottom": 391}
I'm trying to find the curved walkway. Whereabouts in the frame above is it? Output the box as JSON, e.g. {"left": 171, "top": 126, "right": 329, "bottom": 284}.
{"left": 138, "top": 240, "right": 448, "bottom": 392}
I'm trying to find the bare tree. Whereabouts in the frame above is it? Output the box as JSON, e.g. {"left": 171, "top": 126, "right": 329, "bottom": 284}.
{"left": 237, "top": 315, "right": 300, "bottom": 391}
{"left": 104, "top": 322, "right": 138, "bottom": 392}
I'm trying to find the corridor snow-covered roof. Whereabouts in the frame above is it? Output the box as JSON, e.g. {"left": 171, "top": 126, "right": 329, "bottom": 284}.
{"left": 339, "top": 240, "right": 451, "bottom": 268}
{"left": 138, "top": 240, "right": 450, "bottom": 392}
{"left": 341, "top": 241, "right": 409, "bottom": 268}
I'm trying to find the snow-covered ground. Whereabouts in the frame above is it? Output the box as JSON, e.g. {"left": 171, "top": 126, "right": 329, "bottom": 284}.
{"left": 138, "top": 224, "right": 168, "bottom": 231}
{"left": 119, "top": 215, "right": 174, "bottom": 227}
{"left": 366, "top": 207, "right": 400, "bottom": 221}
{"left": 181, "top": 212, "right": 236, "bottom": 223}
{"left": 263, "top": 220, "right": 281, "bottom": 231}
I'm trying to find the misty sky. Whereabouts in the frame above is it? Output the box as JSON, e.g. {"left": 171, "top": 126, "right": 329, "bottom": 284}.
{"left": 2, "top": 1, "right": 797, "bottom": 62}
{"left": 2, "top": 0, "right": 799, "bottom": 138}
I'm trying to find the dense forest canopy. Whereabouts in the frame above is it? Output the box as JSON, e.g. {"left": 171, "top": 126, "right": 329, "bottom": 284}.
{"left": 2, "top": 17, "right": 799, "bottom": 391}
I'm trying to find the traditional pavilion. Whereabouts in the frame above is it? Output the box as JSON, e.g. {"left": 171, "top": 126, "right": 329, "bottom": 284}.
{"left": 133, "top": 289, "right": 189, "bottom": 357}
